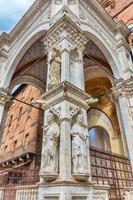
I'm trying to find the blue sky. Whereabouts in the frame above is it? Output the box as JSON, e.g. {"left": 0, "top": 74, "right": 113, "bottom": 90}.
{"left": 0, "top": 0, "right": 35, "bottom": 34}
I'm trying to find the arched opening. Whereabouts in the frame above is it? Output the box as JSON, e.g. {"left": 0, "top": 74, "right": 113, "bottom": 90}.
{"left": 88, "top": 126, "right": 111, "bottom": 152}
{"left": 84, "top": 38, "right": 124, "bottom": 156}
{"left": 0, "top": 34, "right": 48, "bottom": 175}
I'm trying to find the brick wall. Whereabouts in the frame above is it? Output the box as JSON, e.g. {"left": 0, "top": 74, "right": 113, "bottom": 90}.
{"left": 0, "top": 85, "right": 43, "bottom": 170}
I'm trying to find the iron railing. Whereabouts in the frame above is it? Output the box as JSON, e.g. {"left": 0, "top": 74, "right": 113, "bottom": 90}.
{"left": 90, "top": 147, "right": 133, "bottom": 200}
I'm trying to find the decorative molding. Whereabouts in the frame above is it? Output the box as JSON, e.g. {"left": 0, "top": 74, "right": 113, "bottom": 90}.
{"left": 69, "top": 107, "right": 81, "bottom": 119}
{"left": 42, "top": 15, "right": 87, "bottom": 52}
{"left": 49, "top": 107, "right": 61, "bottom": 119}
{"left": 111, "top": 77, "right": 133, "bottom": 101}
{"left": 40, "top": 81, "right": 92, "bottom": 110}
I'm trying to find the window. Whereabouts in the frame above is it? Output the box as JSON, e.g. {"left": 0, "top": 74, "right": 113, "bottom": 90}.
{"left": 18, "top": 107, "right": 23, "bottom": 120}
{"left": 24, "top": 133, "right": 29, "bottom": 145}
{"left": 9, "top": 115, "right": 13, "bottom": 127}
{"left": 28, "top": 98, "right": 34, "bottom": 112}
{"left": 13, "top": 140, "right": 17, "bottom": 150}
{"left": 5, "top": 145, "right": 8, "bottom": 153}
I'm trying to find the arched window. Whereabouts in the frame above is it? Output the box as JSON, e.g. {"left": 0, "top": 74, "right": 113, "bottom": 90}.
{"left": 28, "top": 98, "right": 34, "bottom": 112}
{"left": 9, "top": 115, "right": 13, "bottom": 127}
{"left": 18, "top": 107, "right": 23, "bottom": 120}
{"left": 4, "top": 145, "right": 8, "bottom": 153}
{"left": 24, "top": 133, "right": 29, "bottom": 146}
{"left": 88, "top": 126, "right": 111, "bottom": 152}
{"left": 13, "top": 140, "right": 18, "bottom": 150}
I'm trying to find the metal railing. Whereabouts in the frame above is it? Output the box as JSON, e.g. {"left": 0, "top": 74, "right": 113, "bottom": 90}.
{"left": 90, "top": 147, "right": 133, "bottom": 200}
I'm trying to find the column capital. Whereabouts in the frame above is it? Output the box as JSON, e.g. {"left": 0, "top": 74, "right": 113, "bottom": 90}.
{"left": 111, "top": 77, "right": 133, "bottom": 102}
{"left": 42, "top": 15, "right": 87, "bottom": 53}
{"left": 0, "top": 88, "right": 12, "bottom": 106}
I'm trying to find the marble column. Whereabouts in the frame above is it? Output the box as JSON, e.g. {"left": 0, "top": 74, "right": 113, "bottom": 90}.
{"left": 116, "top": 34, "right": 133, "bottom": 78}
{"left": 37, "top": 16, "right": 109, "bottom": 200}
{"left": 0, "top": 88, "right": 11, "bottom": 125}
{"left": 112, "top": 79, "right": 133, "bottom": 168}
{"left": 117, "top": 96, "right": 133, "bottom": 163}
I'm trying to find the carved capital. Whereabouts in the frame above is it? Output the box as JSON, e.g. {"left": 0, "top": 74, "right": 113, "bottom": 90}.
{"left": 42, "top": 16, "right": 87, "bottom": 52}
{"left": 111, "top": 77, "right": 133, "bottom": 102}
{"left": 0, "top": 88, "right": 12, "bottom": 106}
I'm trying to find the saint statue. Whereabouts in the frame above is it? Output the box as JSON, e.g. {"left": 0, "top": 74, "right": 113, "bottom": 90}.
{"left": 49, "top": 50, "right": 61, "bottom": 88}
{"left": 43, "top": 112, "right": 60, "bottom": 173}
{"left": 71, "top": 114, "right": 88, "bottom": 174}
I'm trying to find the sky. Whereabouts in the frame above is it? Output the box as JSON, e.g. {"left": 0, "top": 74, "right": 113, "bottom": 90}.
{"left": 0, "top": 0, "right": 35, "bottom": 34}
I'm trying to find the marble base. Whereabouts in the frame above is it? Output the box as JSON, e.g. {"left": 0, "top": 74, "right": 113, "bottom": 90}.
{"left": 38, "top": 183, "right": 109, "bottom": 200}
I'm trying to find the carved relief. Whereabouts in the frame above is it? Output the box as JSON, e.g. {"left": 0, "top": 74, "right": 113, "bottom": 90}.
{"left": 93, "top": 191, "right": 108, "bottom": 200}
{"left": 42, "top": 112, "right": 60, "bottom": 181}
{"left": 48, "top": 50, "right": 61, "bottom": 89}
{"left": 71, "top": 113, "right": 89, "bottom": 180}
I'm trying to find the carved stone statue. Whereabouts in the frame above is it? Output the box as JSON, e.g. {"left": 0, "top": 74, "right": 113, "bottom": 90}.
{"left": 71, "top": 114, "right": 88, "bottom": 175}
{"left": 49, "top": 50, "right": 61, "bottom": 88}
{"left": 42, "top": 112, "right": 60, "bottom": 174}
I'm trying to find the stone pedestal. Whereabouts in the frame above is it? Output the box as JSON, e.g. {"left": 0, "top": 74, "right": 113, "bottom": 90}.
{"left": 37, "top": 13, "right": 109, "bottom": 200}
{"left": 38, "top": 182, "right": 109, "bottom": 200}
{"left": 37, "top": 82, "right": 109, "bottom": 199}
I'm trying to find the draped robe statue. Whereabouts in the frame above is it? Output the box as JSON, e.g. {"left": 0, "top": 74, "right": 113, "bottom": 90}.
{"left": 43, "top": 112, "right": 60, "bottom": 174}
{"left": 71, "top": 114, "right": 88, "bottom": 174}
{"left": 49, "top": 51, "right": 61, "bottom": 88}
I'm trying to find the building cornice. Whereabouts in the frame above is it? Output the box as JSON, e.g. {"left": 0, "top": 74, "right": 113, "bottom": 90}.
{"left": 0, "top": 0, "right": 129, "bottom": 50}
{"left": 81, "top": 0, "right": 129, "bottom": 37}
{"left": 0, "top": 0, "right": 51, "bottom": 47}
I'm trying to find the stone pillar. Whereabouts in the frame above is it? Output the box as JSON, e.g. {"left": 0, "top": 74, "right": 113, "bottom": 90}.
{"left": 116, "top": 34, "right": 133, "bottom": 77}
{"left": 112, "top": 78, "right": 133, "bottom": 168}
{"left": 61, "top": 39, "right": 70, "bottom": 82}
{"left": 37, "top": 16, "right": 109, "bottom": 200}
{"left": 115, "top": 96, "right": 132, "bottom": 157}
{"left": 0, "top": 88, "right": 11, "bottom": 125}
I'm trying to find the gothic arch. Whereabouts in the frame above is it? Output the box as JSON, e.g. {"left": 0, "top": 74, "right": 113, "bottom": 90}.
{"left": 88, "top": 108, "right": 124, "bottom": 155}
{"left": 9, "top": 75, "right": 45, "bottom": 93}
{"left": 25, "top": 117, "right": 32, "bottom": 131}
{"left": 3, "top": 24, "right": 49, "bottom": 89}
{"left": 88, "top": 108, "right": 115, "bottom": 138}
{"left": 81, "top": 24, "right": 120, "bottom": 78}
{"left": 88, "top": 126, "right": 111, "bottom": 151}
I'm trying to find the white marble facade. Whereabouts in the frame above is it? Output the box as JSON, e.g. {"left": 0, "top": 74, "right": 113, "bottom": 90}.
{"left": 0, "top": 0, "right": 133, "bottom": 200}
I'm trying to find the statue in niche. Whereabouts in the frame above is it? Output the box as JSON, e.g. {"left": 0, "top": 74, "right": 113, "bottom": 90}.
{"left": 43, "top": 112, "right": 60, "bottom": 174}
{"left": 49, "top": 50, "right": 61, "bottom": 89}
{"left": 71, "top": 113, "right": 88, "bottom": 174}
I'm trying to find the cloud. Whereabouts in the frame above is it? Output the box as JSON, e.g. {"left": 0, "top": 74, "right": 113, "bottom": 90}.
{"left": 0, "top": 0, "right": 35, "bottom": 33}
